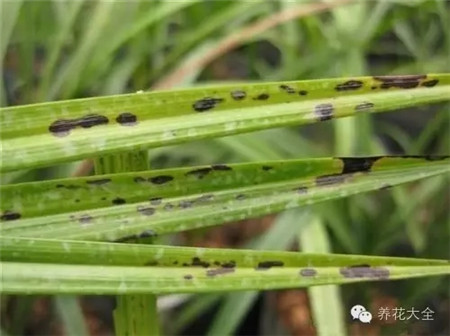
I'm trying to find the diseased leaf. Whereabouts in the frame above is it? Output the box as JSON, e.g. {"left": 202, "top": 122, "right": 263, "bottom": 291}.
{"left": 1, "top": 156, "right": 448, "bottom": 241}
{"left": 0, "top": 237, "right": 448, "bottom": 295}
{"left": 1, "top": 75, "right": 448, "bottom": 172}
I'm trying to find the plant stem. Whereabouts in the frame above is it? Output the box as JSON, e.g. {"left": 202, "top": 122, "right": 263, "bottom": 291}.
{"left": 94, "top": 150, "right": 160, "bottom": 336}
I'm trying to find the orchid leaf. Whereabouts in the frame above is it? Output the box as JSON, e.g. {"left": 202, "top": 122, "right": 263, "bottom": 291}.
{"left": 1, "top": 74, "right": 448, "bottom": 172}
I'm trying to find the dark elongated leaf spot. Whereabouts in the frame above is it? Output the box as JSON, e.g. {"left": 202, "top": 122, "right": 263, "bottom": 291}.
{"left": 340, "top": 266, "right": 390, "bottom": 279}
{"left": 0, "top": 210, "right": 21, "bottom": 221}
{"left": 149, "top": 175, "right": 173, "bottom": 184}
{"left": 256, "top": 261, "right": 284, "bottom": 270}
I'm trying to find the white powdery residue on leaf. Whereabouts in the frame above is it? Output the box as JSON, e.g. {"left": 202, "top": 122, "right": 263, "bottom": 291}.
{"left": 162, "top": 130, "right": 175, "bottom": 141}
{"left": 187, "top": 128, "right": 198, "bottom": 137}
{"left": 155, "top": 248, "right": 164, "bottom": 260}
{"left": 224, "top": 121, "right": 236, "bottom": 131}
{"left": 118, "top": 279, "right": 128, "bottom": 293}
{"left": 62, "top": 242, "right": 71, "bottom": 252}
{"left": 195, "top": 248, "right": 204, "bottom": 257}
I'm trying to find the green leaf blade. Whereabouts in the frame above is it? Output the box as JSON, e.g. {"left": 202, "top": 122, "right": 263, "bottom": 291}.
{"left": 1, "top": 75, "right": 448, "bottom": 172}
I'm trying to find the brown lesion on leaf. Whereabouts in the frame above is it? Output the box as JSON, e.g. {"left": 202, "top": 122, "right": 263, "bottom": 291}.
{"left": 137, "top": 205, "right": 155, "bottom": 216}
{"left": 206, "top": 268, "right": 235, "bottom": 277}
{"left": 355, "top": 102, "right": 374, "bottom": 112}
{"left": 236, "top": 194, "right": 246, "bottom": 200}
{"left": 164, "top": 203, "right": 174, "bottom": 211}
{"left": 316, "top": 174, "right": 347, "bottom": 187}
{"left": 179, "top": 200, "right": 194, "bottom": 209}
{"left": 294, "top": 186, "right": 308, "bottom": 194}
{"left": 373, "top": 74, "right": 426, "bottom": 89}
{"left": 196, "top": 194, "right": 214, "bottom": 203}
{"left": 230, "top": 90, "right": 246, "bottom": 100}
{"left": 149, "top": 197, "right": 162, "bottom": 205}
{"left": 335, "top": 80, "right": 363, "bottom": 91}
{"left": 299, "top": 268, "right": 317, "bottom": 277}
{"left": 314, "top": 103, "right": 334, "bottom": 121}
{"left": 340, "top": 265, "right": 390, "bottom": 279}
{"left": 78, "top": 214, "right": 93, "bottom": 225}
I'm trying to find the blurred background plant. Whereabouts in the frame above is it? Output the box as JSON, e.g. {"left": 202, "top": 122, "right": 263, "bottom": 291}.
{"left": 1, "top": 0, "right": 449, "bottom": 335}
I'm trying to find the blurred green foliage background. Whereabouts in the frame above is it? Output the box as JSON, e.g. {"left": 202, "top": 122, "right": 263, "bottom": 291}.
{"left": 1, "top": 0, "right": 449, "bottom": 335}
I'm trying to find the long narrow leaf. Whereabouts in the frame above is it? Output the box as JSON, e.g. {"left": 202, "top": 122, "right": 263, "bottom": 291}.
{"left": 1, "top": 75, "right": 448, "bottom": 172}
{"left": 1, "top": 156, "right": 448, "bottom": 241}
{"left": 1, "top": 237, "right": 448, "bottom": 295}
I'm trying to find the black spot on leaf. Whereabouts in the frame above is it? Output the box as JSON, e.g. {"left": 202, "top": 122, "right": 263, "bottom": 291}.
{"left": 112, "top": 197, "right": 126, "bottom": 205}
{"left": 298, "top": 90, "right": 308, "bottom": 96}
{"left": 421, "top": 79, "right": 439, "bottom": 87}
{"left": 0, "top": 210, "right": 21, "bottom": 221}
{"left": 212, "top": 164, "right": 232, "bottom": 171}
{"left": 138, "top": 230, "right": 157, "bottom": 238}
{"left": 116, "top": 112, "right": 137, "bottom": 126}
{"left": 149, "top": 175, "right": 173, "bottom": 184}
{"left": 340, "top": 157, "right": 382, "bottom": 174}
{"left": 186, "top": 167, "right": 212, "bottom": 179}
{"left": 192, "top": 257, "right": 210, "bottom": 268}
{"left": 184, "top": 274, "right": 193, "bottom": 280}
{"left": 193, "top": 97, "right": 224, "bottom": 112}
{"left": 262, "top": 165, "right": 273, "bottom": 171}
{"left": 49, "top": 114, "right": 108, "bottom": 137}
{"left": 256, "top": 261, "right": 284, "bottom": 270}
{"left": 253, "top": 93, "right": 269, "bottom": 100}
{"left": 49, "top": 119, "right": 76, "bottom": 137}
{"left": 78, "top": 114, "right": 109, "bottom": 128}
{"left": 86, "top": 178, "right": 111, "bottom": 185}
{"left": 221, "top": 261, "right": 236, "bottom": 268}
{"left": 279, "top": 84, "right": 296, "bottom": 94}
